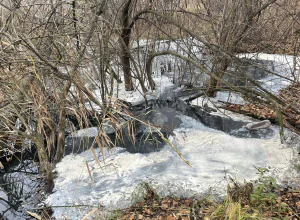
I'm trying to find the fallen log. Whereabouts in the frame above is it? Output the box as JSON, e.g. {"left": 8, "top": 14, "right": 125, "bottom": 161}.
{"left": 220, "top": 105, "right": 300, "bottom": 136}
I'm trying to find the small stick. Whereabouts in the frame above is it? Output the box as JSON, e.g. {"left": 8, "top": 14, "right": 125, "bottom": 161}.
{"left": 90, "top": 147, "right": 102, "bottom": 168}
{"left": 85, "top": 161, "right": 94, "bottom": 184}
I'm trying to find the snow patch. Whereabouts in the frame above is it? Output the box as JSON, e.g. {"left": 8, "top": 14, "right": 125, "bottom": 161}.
{"left": 239, "top": 53, "right": 299, "bottom": 93}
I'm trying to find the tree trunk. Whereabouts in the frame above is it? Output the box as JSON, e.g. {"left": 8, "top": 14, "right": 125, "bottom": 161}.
{"left": 54, "top": 112, "right": 65, "bottom": 163}
{"left": 121, "top": 46, "right": 134, "bottom": 91}
{"left": 121, "top": 0, "right": 134, "bottom": 91}
{"left": 35, "top": 134, "right": 54, "bottom": 193}
{"left": 145, "top": 55, "right": 156, "bottom": 90}
{"left": 35, "top": 109, "right": 54, "bottom": 193}
{"left": 54, "top": 83, "right": 71, "bottom": 163}
{"left": 207, "top": 58, "right": 229, "bottom": 97}
{"left": 72, "top": 0, "right": 80, "bottom": 50}
{"left": 207, "top": 77, "right": 218, "bottom": 97}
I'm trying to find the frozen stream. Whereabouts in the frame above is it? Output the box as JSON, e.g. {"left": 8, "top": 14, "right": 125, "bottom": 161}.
{"left": 46, "top": 112, "right": 300, "bottom": 219}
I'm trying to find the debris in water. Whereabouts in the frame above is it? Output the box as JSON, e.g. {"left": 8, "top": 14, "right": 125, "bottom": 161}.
{"left": 244, "top": 120, "right": 271, "bottom": 130}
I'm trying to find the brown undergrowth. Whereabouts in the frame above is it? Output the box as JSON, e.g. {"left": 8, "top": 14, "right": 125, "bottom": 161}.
{"left": 224, "top": 83, "right": 300, "bottom": 133}
{"left": 109, "top": 172, "right": 300, "bottom": 220}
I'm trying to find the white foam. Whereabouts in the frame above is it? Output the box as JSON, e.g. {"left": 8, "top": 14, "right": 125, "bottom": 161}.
{"left": 46, "top": 114, "right": 298, "bottom": 219}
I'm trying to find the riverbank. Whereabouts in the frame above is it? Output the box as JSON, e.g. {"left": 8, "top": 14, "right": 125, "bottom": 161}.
{"left": 224, "top": 82, "right": 300, "bottom": 135}
{"left": 112, "top": 180, "right": 300, "bottom": 220}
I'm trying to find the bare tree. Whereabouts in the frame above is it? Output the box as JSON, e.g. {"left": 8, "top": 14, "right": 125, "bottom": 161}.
{"left": 0, "top": 0, "right": 299, "bottom": 194}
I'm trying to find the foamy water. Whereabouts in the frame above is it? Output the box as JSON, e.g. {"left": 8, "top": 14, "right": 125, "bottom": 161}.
{"left": 46, "top": 114, "right": 298, "bottom": 219}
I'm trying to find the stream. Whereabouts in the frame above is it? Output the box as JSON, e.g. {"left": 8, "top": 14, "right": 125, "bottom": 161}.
{"left": 0, "top": 152, "right": 43, "bottom": 219}
{"left": 1, "top": 51, "right": 299, "bottom": 219}
{"left": 48, "top": 98, "right": 300, "bottom": 219}
{"left": 47, "top": 51, "right": 300, "bottom": 218}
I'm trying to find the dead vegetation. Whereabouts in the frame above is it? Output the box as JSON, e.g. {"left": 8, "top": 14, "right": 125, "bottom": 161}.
{"left": 111, "top": 177, "right": 300, "bottom": 220}
{"left": 0, "top": 0, "right": 300, "bottom": 213}
{"left": 224, "top": 83, "right": 300, "bottom": 134}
